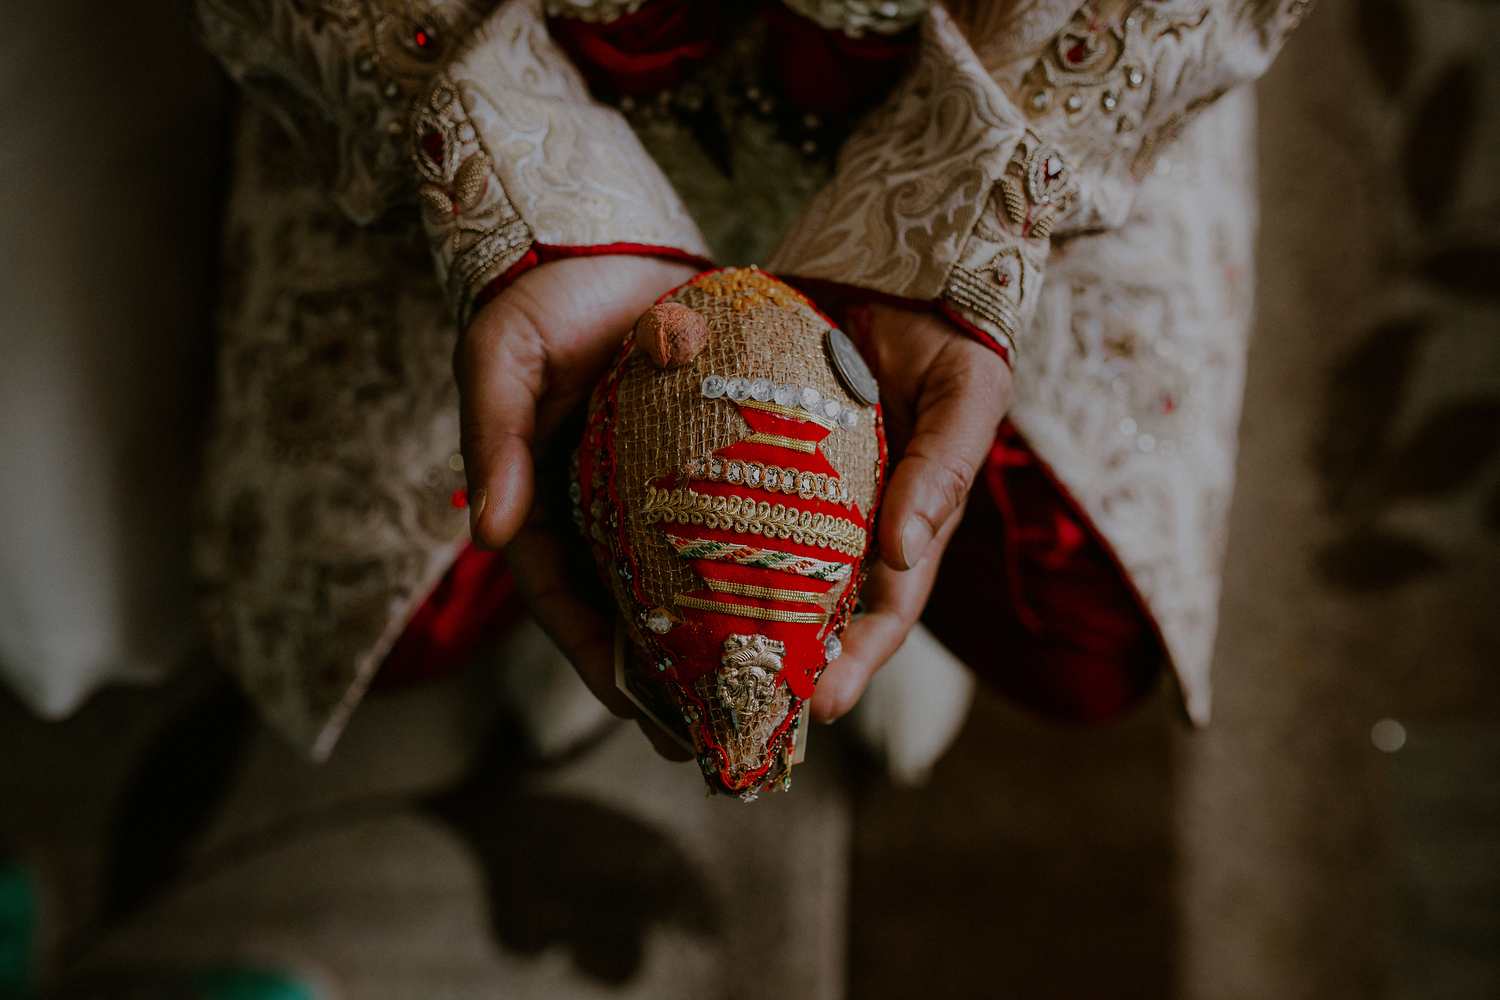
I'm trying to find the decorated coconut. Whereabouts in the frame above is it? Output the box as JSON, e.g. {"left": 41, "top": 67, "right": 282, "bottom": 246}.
{"left": 574, "top": 267, "right": 885, "bottom": 797}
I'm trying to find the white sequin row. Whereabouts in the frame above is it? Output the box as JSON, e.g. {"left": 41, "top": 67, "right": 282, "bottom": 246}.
{"left": 702, "top": 375, "right": 860, "bottom": 429}
{"left": 684, "top": 455, "right": 854, "bottom": 508}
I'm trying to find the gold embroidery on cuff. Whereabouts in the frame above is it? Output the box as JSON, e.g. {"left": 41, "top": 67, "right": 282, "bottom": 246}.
{"left": 411, "top": 79, "right": 534, "bottom": 325}
{"left": 941, "top": 132, "right": 1072, "bottom": 358}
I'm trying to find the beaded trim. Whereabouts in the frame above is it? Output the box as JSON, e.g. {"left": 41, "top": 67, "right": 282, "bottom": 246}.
{"left": 702, "top": 375, "right": 861, "bottom": 430}
{"left": 739, "top": 398, "right": 836, "bottom": 431}
{"left": 676, "top": 595, "right": 830, "bottom": 625}
{"left": 664, "top": 535, "right": 853, "bottom": 581}
{"left": 706, "top": 579, "right": 826, "bottom": 604}
{"left": 744, "top": 432, "right": 817, "bottom": 454}
{"left": 684, "top": 455, "right": 854, "bottom": 507}
{"left": 641, "top": 487, "right": 867, "bottom": 556}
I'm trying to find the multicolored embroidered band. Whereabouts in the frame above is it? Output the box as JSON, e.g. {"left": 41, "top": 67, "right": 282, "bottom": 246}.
{"left": 664, "top": 534, "right": 853, "bottom": 581}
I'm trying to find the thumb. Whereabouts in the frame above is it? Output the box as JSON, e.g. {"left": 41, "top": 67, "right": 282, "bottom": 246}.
{"left": 878, "top": 331, "right": 1010, "bottom": 571}
{"left": 457, "top": 295, "right": 547, "bottom": 550}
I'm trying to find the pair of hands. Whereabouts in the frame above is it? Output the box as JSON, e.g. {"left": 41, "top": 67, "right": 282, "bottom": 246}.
{"left": 458, "top": 255, "right": 1011, "bottom": 759}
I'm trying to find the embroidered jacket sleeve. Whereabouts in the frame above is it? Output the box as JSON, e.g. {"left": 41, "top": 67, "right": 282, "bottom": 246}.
{"left": 198, "top": 0, "right": 710, "bottom": 327}
{"left": 767, "top": 0, "right": 1311, "bottom": 361}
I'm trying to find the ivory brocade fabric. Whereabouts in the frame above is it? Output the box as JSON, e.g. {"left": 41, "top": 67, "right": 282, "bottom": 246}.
{"left": 196, "top": 0, "right": 1304, "bottom": 755}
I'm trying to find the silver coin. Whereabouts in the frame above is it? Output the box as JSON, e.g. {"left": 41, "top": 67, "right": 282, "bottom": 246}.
{"left": 824, "top": 328, "right": 879, "bottom": 406}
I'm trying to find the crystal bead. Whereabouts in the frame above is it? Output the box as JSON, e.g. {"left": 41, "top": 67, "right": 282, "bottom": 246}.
{"left": 824, "top": 633, "right": 843, "bottom": 662}
{"left": 709, "top": 458, "right": 724, "bottom": 477}
{"left": 799, "top": 474, "right": 814, "bottom": 492}
{"left": 1127, "top": 67, "right": 1145, "bottom": 88}
{"left": 746, "top": 465, "right": 761, "bottom": 485}
{"left": 1101, "top": 91, "right": 1118, "bottom": 111}
{"left": 1045, "top": 154, "right": 1064, "bottom": 179}
{"left": 1030, "top": 91, "right": 1050, "bottom": 111}
{"left": 820, "top": 398, "right": 842, "bottom": 420}
{"left": 773, "top": 383, "right": 798, "bottom": 407}
{"left": 647, "top": 608, "right": 673, "bottom": 634}
{"left": 727, "top": 462, "right": 743, "bottom": 482}
{"left": 799, "top": 387, "right": 821, "bottom": 411}
{"left": 750, "top": 377, "right": 774, "bottom": 402}
{"left": 1064, "top": 93, "right": 1083, "bottom": 112}
{"left": 727, "top": 377, "right": 752, "bottom": 401}
{"left": 837, "top": 408, "right": 858, "bottom": 430}
{"left": 702, "top": 375, "right": 727, "bottom": 398}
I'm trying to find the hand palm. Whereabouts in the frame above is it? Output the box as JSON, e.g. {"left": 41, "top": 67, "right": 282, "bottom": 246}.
{"left": 458, "top": 257, "right": 1010, "bottom": 757}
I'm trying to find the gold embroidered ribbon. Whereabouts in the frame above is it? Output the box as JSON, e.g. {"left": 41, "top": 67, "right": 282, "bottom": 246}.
{"left": 706, "top": 579, "right": 827, "bottom": 604}
{"left": 743, "top": 432, "right": 817, "bottom": 454}
{"left": 738, "top": 398, "right": 837, "bottom": 430}
{"left": 675, "top": 595, "right": 829, "bottom": 625}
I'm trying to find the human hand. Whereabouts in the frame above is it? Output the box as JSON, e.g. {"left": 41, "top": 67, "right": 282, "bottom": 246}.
{"left": 458, "top": 254, "right": 699, "bottom": 760}
{"left": 808, "top": 302, "right": 1011, "bottom": 722}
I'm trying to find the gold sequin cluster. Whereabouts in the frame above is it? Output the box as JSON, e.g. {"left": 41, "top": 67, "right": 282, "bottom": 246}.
{"left": 691, "top": 267, "right": 807, "bottom": 312}
{"left": 640, "top": 486, "right": 866, "bottom": 556}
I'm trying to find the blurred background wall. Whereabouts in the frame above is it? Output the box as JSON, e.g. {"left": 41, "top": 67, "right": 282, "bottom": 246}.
{"left": 0, "top": 0, "right": 225, "bottom": 716}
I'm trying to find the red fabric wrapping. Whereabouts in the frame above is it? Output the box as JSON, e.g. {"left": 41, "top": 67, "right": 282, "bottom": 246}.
{"left": 924, "top": 421, "right": 1165, "bottom": 724}
{"left": 759, "top": 0, "right": 919, "bottom": 120}
{"left": 547, "top": 0, "right": 719, "bottom": 96}
{"left": 370, "top": 544, "right": 525, "bottom": 694}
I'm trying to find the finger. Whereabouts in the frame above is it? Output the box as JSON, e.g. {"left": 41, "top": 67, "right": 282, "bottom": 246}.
{"left": 810, "top": 508, "right": 962, "bottom": 722}
{"left": 504, "top": 507, "right": 636, "bottom": 720}
{"left": 637, "top": 717, "right": 695, "bottom": 762}
{"left": 457, "top": 297, "right": 547, "bottom": 550}
{"left": 457, "top": 257, "right": 699, "bottom": 551}
{"left": 878, "top": 331, "right": 1010, "bottom": 571}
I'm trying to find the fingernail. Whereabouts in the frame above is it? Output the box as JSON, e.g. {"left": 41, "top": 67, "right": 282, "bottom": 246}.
{"left": 469, "top": 487, "right": 487, "bottom": 538}
{"left": 899, "top": 516, "right": 932, "bottom": 569}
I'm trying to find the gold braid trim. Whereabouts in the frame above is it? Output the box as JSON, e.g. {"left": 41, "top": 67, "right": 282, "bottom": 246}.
{"left": 706, "top": 579, "right": 827, "bottom": 604}
{"left": 737, "top": 398, "right": 837, "bottom": 430}
{"left": 641, "top": 487, "right": 867, "bottom": 557}
{"left": 675, "top": 595, "right": 830, "bottom": 625}
{"left": 743, "top": 432, "right": 817, "bottom": 454}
